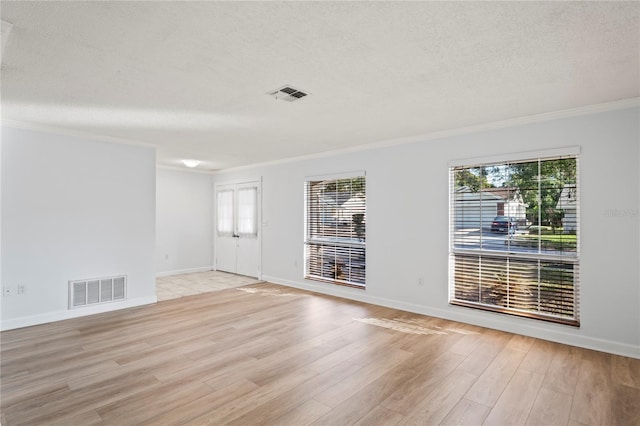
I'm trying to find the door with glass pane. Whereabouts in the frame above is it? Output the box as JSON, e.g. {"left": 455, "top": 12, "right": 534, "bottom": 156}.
{"left": 214, "top": 181, "right": 261, "bottom": 278}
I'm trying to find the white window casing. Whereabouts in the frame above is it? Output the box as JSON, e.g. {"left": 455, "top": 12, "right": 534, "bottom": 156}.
{"left": 449, "top": 149, "right": 580, "bottom": 326}
{"left": 304, "top": 173, "right": 366, "bottom": 288}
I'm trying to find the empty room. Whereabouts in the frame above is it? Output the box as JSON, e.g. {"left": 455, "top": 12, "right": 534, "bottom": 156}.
{"left": 1, "top": 1, "right": 639, "bottom": 425}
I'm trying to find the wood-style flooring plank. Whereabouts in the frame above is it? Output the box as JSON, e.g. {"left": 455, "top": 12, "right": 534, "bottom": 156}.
{"left": 353, "top": 406, "right": 404, "bottom": 426}
{"left": 226, "top": 359, "right": 362, "bottom": 426}
{"left": 519, "top": 338, "right": 556, "bottom": 375}
{"left": 543, "top": 344, "right": 583, "bottom": 395}
{"left": 139, "top": 379, "right": 259, "bottom": 426}
{"left": 463, "top": 345, "right": 527, "bottom": 407}
{"left": 96, "top": 378, "right": 214, "bottom": 424}
{"left": 40, "top": 409, "right": 104, "bottom": 426}
{"left": 447, "top": 327, "right": 483, "bottom": 357}
{"left": 312, "top": 348, "right": 413, "bottom": 408}
{"left": 398, "top": 369, "right": 478, "bottom": 425}
{"left": 612, "top": 354, "right": 640, "bottom": 389}
{"left": 380, "top": 351, "right": 466, "bottom": 416}
{"left": 611, "top": 383, "right": 640, "bottom": 426}
{"left": 482, "top": 369, "right": 544, "bottom": 425}
{"left": 525, "top": 386, "right": 572, "bottom": 426}
{"left": 3, "top": 368, "right": 161, "bottom": 425}
{"left": 186, "top": 367, "right": 318, "bottom": 425}
{"left": 439, "top": 398, "right": 491, "bottom": 426}
{"left": 456, "top": 330, "right": 511, "bottom": 376}
{"left": 570, "top": 351, "right": 615, "bottom": 425}
{"left": 310, "top": 344, "right": 457, "bottom": 426}
{"left": 270, "top": 399, "right": 332, "bottom": 426}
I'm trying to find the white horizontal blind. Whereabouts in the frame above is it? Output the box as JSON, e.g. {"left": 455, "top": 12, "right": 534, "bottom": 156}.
{"left": 305, "top": 174, "right": 366, "bottom": 288}
{"left": 450, "top": 154, "right": 580, "bottom": 325}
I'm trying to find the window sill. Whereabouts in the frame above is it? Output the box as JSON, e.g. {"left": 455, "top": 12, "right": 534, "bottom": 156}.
{"left": 450, "top": 300, "right": 580, "bottom": 327}
{"left": 305, "top": 275, "right": 365, "bottom": 290}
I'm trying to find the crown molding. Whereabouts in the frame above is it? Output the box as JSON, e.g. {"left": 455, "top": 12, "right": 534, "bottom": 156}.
{"left": 215, "top": 97, "right": 639, "bottom": 174}
{"left": 0, "top": 119, "right": 157, "bottom": 149}
{"left": 3, "top": 97, "right": 637, "bottom": 175}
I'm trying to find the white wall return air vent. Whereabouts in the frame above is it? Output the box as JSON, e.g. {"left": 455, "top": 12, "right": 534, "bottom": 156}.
{"left": 69, "top": 275, "right": 126, "bottom": 309}
{"left": 267, "top": 85, "right": 309, "bottom": 102}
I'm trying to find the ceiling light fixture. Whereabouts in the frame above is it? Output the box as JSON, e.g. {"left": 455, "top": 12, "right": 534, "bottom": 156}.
{"left": 182, "top": 159, "right": 200, "bottom": 168}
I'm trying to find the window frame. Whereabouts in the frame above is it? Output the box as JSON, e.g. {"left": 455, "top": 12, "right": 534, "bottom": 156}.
{"left": 448, "top": 147, "right": 580, "bottom": 326}
{"left": 304, "top": 171, "right": 366, "bottom": 289}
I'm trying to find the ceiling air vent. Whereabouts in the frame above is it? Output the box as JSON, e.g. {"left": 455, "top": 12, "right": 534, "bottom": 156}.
{"left": 268, "top": 85, "right": 309, "bottom": 102}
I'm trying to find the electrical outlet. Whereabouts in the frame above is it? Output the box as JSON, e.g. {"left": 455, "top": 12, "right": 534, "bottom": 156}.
{"left": 17, "top": 284, "right": 26, "bottom": 294}
{"left": 418, "top": 277, "right": 424, "bottom": 286}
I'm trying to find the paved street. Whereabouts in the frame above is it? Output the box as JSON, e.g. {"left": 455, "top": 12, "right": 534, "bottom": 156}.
{"left": 453, "top": 228, "right": 568, "bottom": 255}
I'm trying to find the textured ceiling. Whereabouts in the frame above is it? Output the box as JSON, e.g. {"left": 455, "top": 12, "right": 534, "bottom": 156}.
{"left": 1, "top": 1, "right": 638, "bottom": 170}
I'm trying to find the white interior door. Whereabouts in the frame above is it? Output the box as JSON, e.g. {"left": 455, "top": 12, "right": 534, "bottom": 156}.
{"left": 215, "top": 181, "right": 261, "bottom": 278}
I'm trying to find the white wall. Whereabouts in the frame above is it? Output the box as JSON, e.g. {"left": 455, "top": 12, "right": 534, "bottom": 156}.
{"left": 1, "top": 126, "right": 157, "bottom": 330}
{"left": 214, "top": 105, "right": 640, "bottom": 358}
{"left": 156, "top": 167, "right": 213, "bottom": 276}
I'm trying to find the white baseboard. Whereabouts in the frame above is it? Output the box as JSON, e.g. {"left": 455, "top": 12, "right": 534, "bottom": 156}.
{"left": 0, "top": 296, "right": 158, "bottom": 331}
{"left": 155, "top": 266, "right": 214, "bottom": 278}
{"left": 262, "top": 275, "right": 640, "bottom": 360}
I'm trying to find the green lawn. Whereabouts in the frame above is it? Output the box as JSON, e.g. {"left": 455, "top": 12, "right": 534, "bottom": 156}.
{"left": 526, "top": 225, "right": 575, "bottom": 235}
{"left": 518, "top": 233, "right": 577, "bottom": 243}
{"left": 511, "top": 232, "right": 577, "bottom": 250}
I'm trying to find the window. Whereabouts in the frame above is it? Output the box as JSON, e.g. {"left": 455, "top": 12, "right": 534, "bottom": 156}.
{"left": 216, "top": 185, "right": 258, "bottom": 238}
{"left": 305, "top": 173, "right": 366, "bottom": 288}
{"left": 237, "top": 187, "right": 258, "bottom": 237}
{"left": 449, "top": 148, "right": 579, "bottom": 326}
{"left": 216, "top": 189, "right": 234, "bottom": 236}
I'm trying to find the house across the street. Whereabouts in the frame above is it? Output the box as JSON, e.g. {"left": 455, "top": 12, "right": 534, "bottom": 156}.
{"left": 454, "top": 186, "right": 527, "bottom": 230}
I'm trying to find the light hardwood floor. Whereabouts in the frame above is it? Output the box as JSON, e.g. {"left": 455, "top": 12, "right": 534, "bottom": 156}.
{"left": 1, "top": 282, "right": 639, "bottom": 425}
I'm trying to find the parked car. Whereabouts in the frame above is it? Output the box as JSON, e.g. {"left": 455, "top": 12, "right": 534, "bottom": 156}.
{"left": 491, "top": 216, "right": 517, "bottom": 232}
